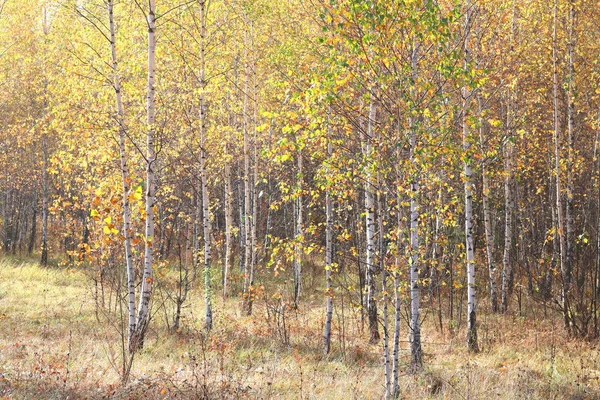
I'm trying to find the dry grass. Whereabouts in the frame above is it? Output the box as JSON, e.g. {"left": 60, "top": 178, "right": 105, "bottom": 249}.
{"left": 0, "top": 258, "right": 599, "bottom": 399}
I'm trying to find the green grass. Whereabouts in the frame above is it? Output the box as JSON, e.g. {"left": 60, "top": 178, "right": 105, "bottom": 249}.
{"left": 0, "top": 257, "right": 599, "bottom": 399}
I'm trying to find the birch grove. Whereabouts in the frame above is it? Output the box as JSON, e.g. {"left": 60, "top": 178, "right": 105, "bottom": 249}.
{"left": 2, "top": 0, "right": 600, "bottom": 397}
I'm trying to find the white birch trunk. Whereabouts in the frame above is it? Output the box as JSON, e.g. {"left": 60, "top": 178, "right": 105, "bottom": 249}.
{"left": 201, "top": 141, "right": 211, "bottom": 332}
{"left": 596, "top": 110, "right": 600, "bottom": 304}
{"left": 223, "top": 146, "right": 232, "bottom": 298}
{"left": 250, "top": 62, "right": 258, "bottom": 288}
{"left": 553, "top": 0, "right": 569, "bottom": 330}
{"left": 40, "top": 3, "right": 50, "bottom": 268}
{"left": 565, "top": 0, "right": 575, "bottom": 298}
{"left": 108, "top": 0, "right": 136, "bottom": 347}
{"left": 392, "top": 270, "right": 401, "bottom": 397}
{"left": 198, "top": 0, "right": 212, "bottom": 332}
{"left": 294, "top": 150, "right": 303, "bottom": 307}
{"left": 378, "top": 165, "right": 390, "bottom": 397}
{"left": 501, "top": 0, "right": 518, "bottom": 314}
{"left": 464, "top": 0, "right": 478, "bottom": 352}
{"left": 242, "top": 33, "right": 253, "bottom": 315}
{"left": 324, "top": 134, "right": 333, "bottom": 354}
{"left": 41, "top": 134, "right": 49, "bottom": 267}
{"left": 477, "top": 94, "right": 498, "bottom": 313}
{"left": 238, "top": 175, "right": 245, "bottom": 273}
{"left": 133, "top": 0, "right": 157, "bottom": 349}
{"left": 501, "top": 105, "right": 514, "bottom": 313}
{"left": 409, "top": 42, "right": 422, "bottom": 370}
{"left": 429, "top": 179, "right": 444, "bottom": 333}
{"left": 364, "top": 94, "right": 379, "bottom": 343}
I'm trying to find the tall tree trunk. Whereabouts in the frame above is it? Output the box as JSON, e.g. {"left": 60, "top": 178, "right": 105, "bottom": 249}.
{"left": 477, "top": 95, "right": 498, "bottom": 313}
{"left": 133, "top": 0, "right": 157, "bottom": 349}
{"left": 324, "top": 136, "right": 334, "bottom": 355}
{"left": 595, "top": 111, "right": 600, "bottom": 334}
{"left": 223, "top": 146, "right": 232, "bottom": 298}
{"left": 2, "top": 184, "right": 8, "bottom": 253}
{"left": 501, "top": 132, "right": 514, "bottom": 313}
{"left": 501, "top": 0, "right": 518, "bottom": 314}
{"left": 40, "top": 134, "right": 49, "bottom": 267}
{"left": 463, "top": 0, "right": 478, "bottom": 353}
{"left": 409, "top": 40, "right": 422, "bottom": 370}
{"left": 378, "top": 161, "right": 390, "bottom": 397}
{"left": 553, "top": 0, "right": 569, "bottom": 331}
{"left": 108, "top": 0, "right": 136, "bottom": 350}
{"left": 392, "top": 147, "right": 403, "bottom": 396}
{"left": 28, "top": 192, "right": 37, "bottom": 256}
{"left": 429, "top": 178, "right": 445, "bottom": 332}
{"left": 250, "top": 65, "right": 259, "bottom": 292}
{"left": 238, "top": 174, "right": 245, "bottom": 273}
{"left": 241, "top": 30, "right": 254, "bottom": 315}
{"left": 501, "top": 75, "right": 516, "bottom": 313}
{"left": 39, "top": 9, "right": 50, "bottom": 267}
{"left": 198, "top": 0, "right": 212, "bottom": 332}
{"left": 201, "top": 141, "right": 211, "bottom": 333}
{"left": 293, "top": 150, "right": 303, "bottom": 307}
{"left": 565, "top": 0, "right": 575, "bottom": 299}
{"left": 364, "top": 94, "right": 379, "bottom": 343}
{"left": 549, "top": 170, "right": 558, "bottom": 299}
{"left": 392, "top": 270, "right": 401, "bottom": 397}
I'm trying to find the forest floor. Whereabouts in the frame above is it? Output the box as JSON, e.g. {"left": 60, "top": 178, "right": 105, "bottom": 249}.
{"left": 0, "top": 258, "right": 599, "bottom": 399}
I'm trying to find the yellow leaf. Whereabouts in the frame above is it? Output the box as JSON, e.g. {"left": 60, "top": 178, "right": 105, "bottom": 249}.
{"left": 133, "top": 186, "right": 142, "bottom": 200}
{"left": 488, "top": 118, "right": 502, "bottom": 127}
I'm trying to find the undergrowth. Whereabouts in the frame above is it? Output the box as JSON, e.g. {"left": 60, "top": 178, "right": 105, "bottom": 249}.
{"left": 0, "top": 258, "right": 599, "bottom": 399}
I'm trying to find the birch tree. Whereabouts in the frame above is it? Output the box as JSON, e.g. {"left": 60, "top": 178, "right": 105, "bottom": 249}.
{"left": 564, "top": 0, "right": 576, "bottom": 320}
{"left": 223, "top": 142, "right": 232, "bottom": 298}
{"left": 198, "top": 0, "right": 212, "bottom": 332}
{"left": 364, "top": 93, "right": 379, "bottom": 344}
{"left": 323, "top": 128, "right": 334, "bottom": 355}
{"left": 463, "top": 0, "right": 479, "bottom": 353}
{"left": 552, "top": 0, "right": 569, "bottom": 331}
{"left": 500, "top": 0, "right": 517, "bottom": 313}
{"left": 241, "top": 27, "right": 254, "bottom": 315}
{"left": 107, "top": 0, "right": 136, "bottom": 351}
{"left": 131, "top": 0, "right": 157, "bottom": 350}
{"left": 293, "top": 148, "right": 303, "bottom": 308}
{"left": 408, "top": 37, "right": 422, "bottom": 372}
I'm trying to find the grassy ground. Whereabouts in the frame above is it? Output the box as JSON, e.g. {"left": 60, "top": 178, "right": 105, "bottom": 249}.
{"left": 0, "top": 257, "right": 599, "bottom": 399}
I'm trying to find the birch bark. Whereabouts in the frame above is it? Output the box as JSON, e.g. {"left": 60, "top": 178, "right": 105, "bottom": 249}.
{"left": 463, "top": 0, "right": 478, "bottom": 352}
{"left": 565, "top": 0, "right": 575, "bottom": 300}
{"left": 323, "top": 135, "right": 333, "bottom": 354}
{"left": 41, "top": 133, "right": 49, "bottom": 267}
{"left": 477, "top": 95, "right": 498, "bottom": 313}
{"left": 133, "top": 0, "right": 157, "bottom": 349}
{"left": 409, "top": 41, "right": 422, "bottom": 369}
{"left": 198, "top": 0, "right": 212, "bottom": 332}
{"left": 293, "top": 150, "right": 303, "bottom": 307}
{"left": 364, "top": 94, "right": 379, "bottom": 343}
{"left": 108, "top": 0, "right": 136, "bottom": 348}
{"left": 223, "top": 145, "right": 232, "bottom": 298}
{"left": 241, "top": 32, "right": 253, "bottom": 315}
{"left": 552, "top": 0, "right": 569, "bottom": 331}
